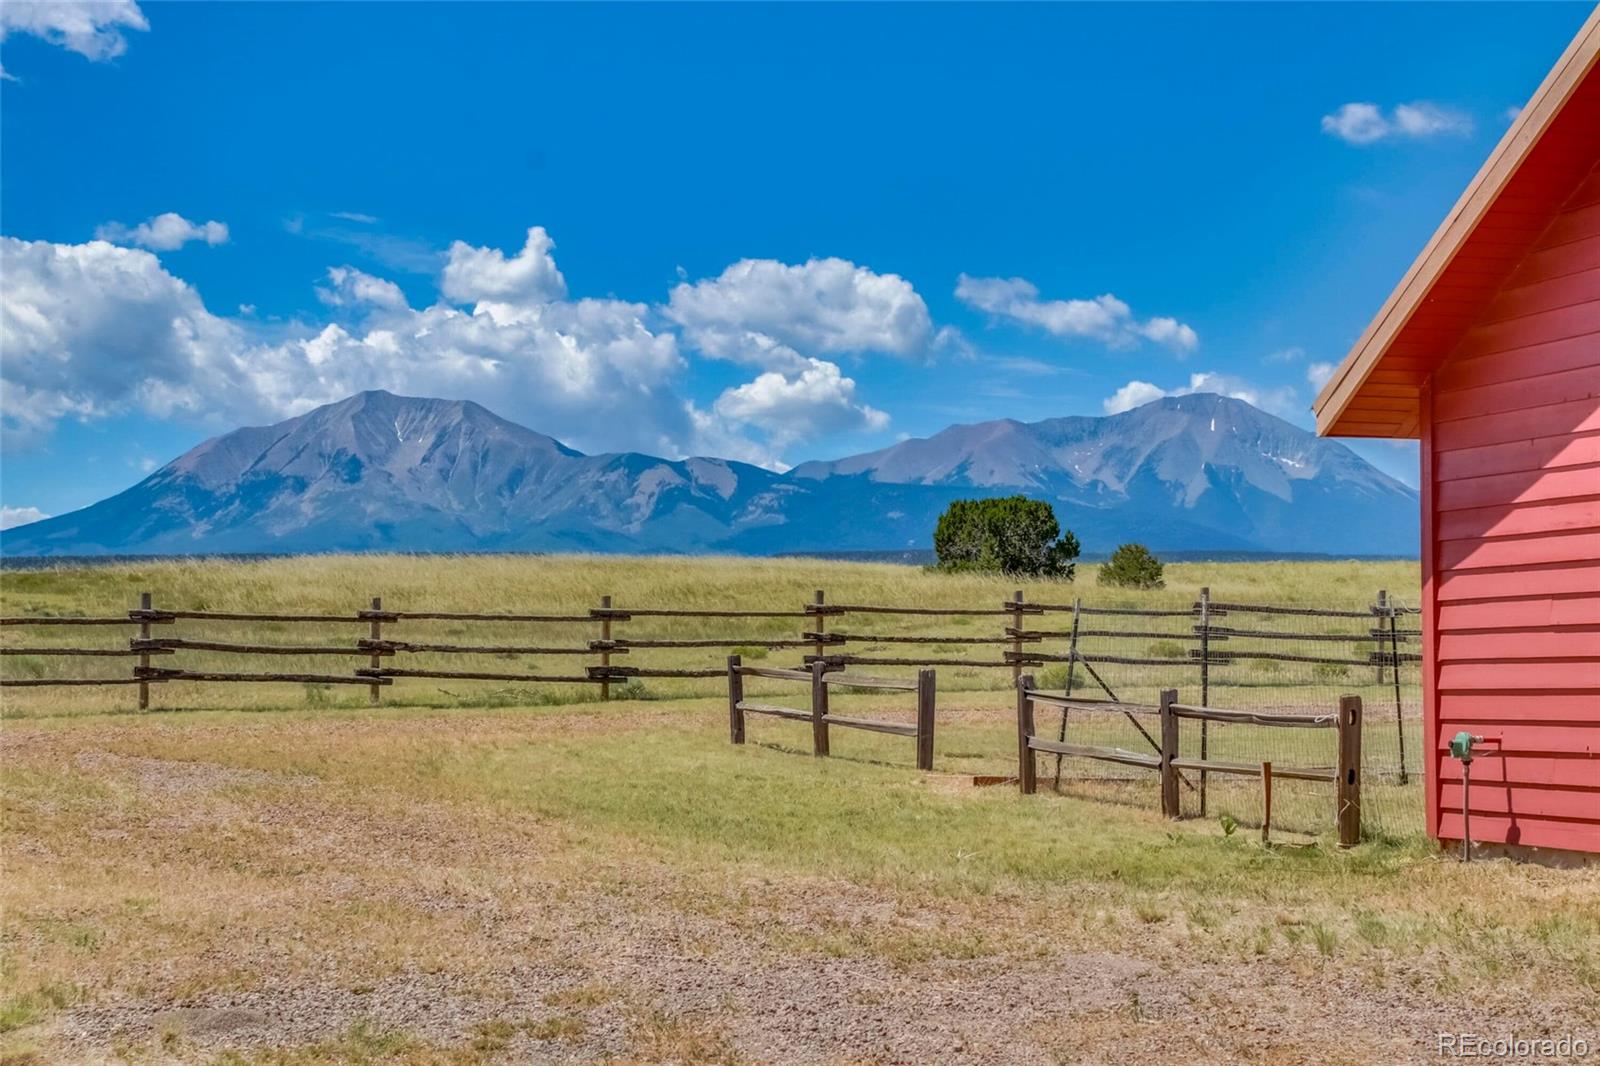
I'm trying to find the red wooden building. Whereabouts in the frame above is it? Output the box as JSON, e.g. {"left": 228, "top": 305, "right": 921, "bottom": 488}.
{"left": 1314, "top": 9, "right": 1600, "bottom": 858}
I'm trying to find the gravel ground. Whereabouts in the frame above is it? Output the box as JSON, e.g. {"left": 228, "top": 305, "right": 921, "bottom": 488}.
{"left": 6, "top": 721, "right": 1596, "bottom": 1065}
{"left": 50, "top": 889, "right": 1594, "bottom": 1066}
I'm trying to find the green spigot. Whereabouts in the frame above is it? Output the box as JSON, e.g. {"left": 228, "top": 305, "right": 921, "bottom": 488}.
{"left": 1449, "top": 731, "right": 1485, "bottom": 863}
{"left": 1449, "top": 731, "right": 1480, "bottom": 762}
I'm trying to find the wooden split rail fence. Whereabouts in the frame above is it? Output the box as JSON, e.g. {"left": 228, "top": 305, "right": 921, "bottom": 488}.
{"left": 3, "top": 585, "right": 1384, "bottom": 842}
{"left": 1015, "top": 676, "right": 1365, "bottom": 845}
{"left": 1, "top": 587, "right": 1417, "bottom": 726}
{"left": 0, "top": 594, "right": 827, "bottom": 705}
{"left": 999, "top": 586, "right": 1417, "bottom": 790}
{"left": 727, "top": 655, "right": 937, "bottom": 770}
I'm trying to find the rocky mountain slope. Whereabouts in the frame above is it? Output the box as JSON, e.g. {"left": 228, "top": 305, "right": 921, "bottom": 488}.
{"left": 2, "top": 391, "right": 1419, "bottom": 556}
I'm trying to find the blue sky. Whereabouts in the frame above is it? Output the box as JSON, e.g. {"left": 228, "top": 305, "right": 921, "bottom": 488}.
{"left": 0, "top": 1, "right": 1590, "bottom": 525}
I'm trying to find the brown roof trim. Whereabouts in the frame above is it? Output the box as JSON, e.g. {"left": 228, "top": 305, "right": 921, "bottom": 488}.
{"left": 1313, "top": 5, "right": 1600, "bottom": 437}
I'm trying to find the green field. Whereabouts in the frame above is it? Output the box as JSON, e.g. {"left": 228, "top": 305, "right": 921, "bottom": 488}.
{"left": 4, "top": 556, "right": 1595, "bottom": 1064}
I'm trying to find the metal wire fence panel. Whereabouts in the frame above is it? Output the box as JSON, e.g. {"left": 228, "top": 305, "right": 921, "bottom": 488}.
{"left": 1026, "top": 590, "right": 1424, "bottom": 840}
{"left": 1173, "top": 714, "right": 1340, "bottom": 837}
{"left": 1035, "top": 702, "right": 1166, "bottom": 810}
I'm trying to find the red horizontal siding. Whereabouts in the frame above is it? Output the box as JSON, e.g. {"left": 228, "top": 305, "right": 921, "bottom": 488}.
{"left": 1435, "top": 465, "right": 1600, "bottom": 510}
{"left": 1447, "top": 302, "right": 1600, "bottom": 360}
{"left": 1431, "top": 395, "right": 1600, "bottom": 451}
{"left": 1433, "top": 433, "right": 1600, "bottom": 480}
{"left": 1436, "top": 755, "right": 1600, "bottom": 789}
{"left": 1436, "top": 498, "right": 1600, "bottom": 541}
{"left": 1432, "top": 363, "right": 1600, "bottom": 422}
{"left": 1483, "top": 267, "right": 1600, "bottom": 322}
{"left": 1423, "top": 152, "right": 1600, "bottom": 853}
{"left": 1434, "top": 333, "right": 1600, "bottom": 392}
{"left": 1437, "top": 628, "right": 1600, "bottom": 660}
{"left": 1436, "top": 529, "right": 1600, "bottom": 569}
{"left": 1436, "top": 563, "right": 1600, "bottom": 601}
{"left": 1433, "top": 722, "right": 1599, "bottom": 757}
{"left": 1438, "top": 782, "right": 1600, "bottom": 820}
{"left": 1435, "top": 811, "right": 1600, "bottom": 853}
{"left": 1539, "top": 199, "right": 1600, "bottom": 247}
{"left": 1438, "top": 661, "right": 1600, "bottom": 691}
{"left": 1502, "top": 233, "right": 1600, "bottom": 289}
{"left": 1434, "top": 690, "right": 1600, "bottom": 721}
{"left": 1437, "top": 594, "right": 1600, "bottom": 631}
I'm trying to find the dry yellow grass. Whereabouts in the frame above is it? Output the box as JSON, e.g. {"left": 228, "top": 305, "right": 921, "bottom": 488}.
{"left": 0, "top": 554, "right": 1421, "bottom": 715}
{"left": 3, "top": 695, "right": 1597, "bottom": 1064}
{"left": 10, "top": 557, "right": 1586, "bottom": 1064}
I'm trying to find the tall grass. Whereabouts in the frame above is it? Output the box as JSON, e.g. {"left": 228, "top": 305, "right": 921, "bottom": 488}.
{"left": 0, "top": 554, "right": 1420, "bottom": 716}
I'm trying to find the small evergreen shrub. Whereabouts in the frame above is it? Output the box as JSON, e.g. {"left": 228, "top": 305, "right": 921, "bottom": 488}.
{"left": 1097, "top": 543, "right": 1165, "bottom": 590}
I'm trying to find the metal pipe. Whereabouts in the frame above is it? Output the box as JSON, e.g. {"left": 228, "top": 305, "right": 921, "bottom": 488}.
{"left": 1449, "top": 731, "right": 1485, "bottom": 862}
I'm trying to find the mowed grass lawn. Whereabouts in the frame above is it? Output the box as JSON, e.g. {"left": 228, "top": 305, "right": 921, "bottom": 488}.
{"left": 3, "top": 556, "right": 1597, "bottom": 1063}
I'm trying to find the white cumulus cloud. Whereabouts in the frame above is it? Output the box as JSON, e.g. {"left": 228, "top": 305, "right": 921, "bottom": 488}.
{"left": 96, "top": 212, "right": 229, "bottom": 251}
{"left": 1103, "top": 372, "right": 1299, "bottom": 419}
{"left": 0, "top": 236, "right": 246, "bottom": 444}
{"left": 440, "top": 225, "right": 567, "bottom": 308}
{"left": 1306, "top": 361, "right": 1337, "bottom": 391}
{"left": 0, "top": 228, "right": 907, "bottom": 466}
{"left": 1321, "top": 101, "right": 1474, "bottom": 145}
{"left": 954, "top": 274, "right": 1197, "bottom": 355}
{"left": 0, "top": 505, "right": 49, "bottom": 530}
{"left": 0, "top": 232, "right": 686, "bottom": 455}
{"left": 666, "top": 257, "right": 934, "bottom": 371}
{"left": 0, "top": 0, "right": 146, "bottom": 69}
{"left": 1102, "top": 380, "right": 1170, "bottom": 416}
{"left": 712, "top": 358, "right": 888, "bottom": 450}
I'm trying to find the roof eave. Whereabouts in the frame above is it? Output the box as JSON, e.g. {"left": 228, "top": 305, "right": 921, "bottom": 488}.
{"left": 1313, "top": 6, "right": 1600, "bottom": 439}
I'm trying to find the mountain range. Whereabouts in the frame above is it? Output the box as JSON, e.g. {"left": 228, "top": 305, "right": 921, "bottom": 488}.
{"left": 1, "top": 389, "right": 1419, "bottom": 557}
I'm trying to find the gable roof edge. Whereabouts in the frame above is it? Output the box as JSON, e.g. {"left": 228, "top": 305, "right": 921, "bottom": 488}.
{"left": 1313, "top": 6, "right": 1600, "bottom": 437}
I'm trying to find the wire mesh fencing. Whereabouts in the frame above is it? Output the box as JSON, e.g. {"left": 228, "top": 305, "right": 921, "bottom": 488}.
{"left": 1172, "top": 706, "right": 1343, "bottom": 837}
{"left": 1032, "top": 696, "right": 1167, "bottom": 812}
{"left": 1016, "top": 588, "right": 1422, "bottom": 840}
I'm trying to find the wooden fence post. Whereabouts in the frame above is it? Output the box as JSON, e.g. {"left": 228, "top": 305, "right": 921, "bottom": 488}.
{"left": 368, "top": 596, "right": 383, "bottom": 706}
{"left": 1009, "top": 589, "right": 1024, "bottom": 686}
{"left": 1197, "top": 587, "right": 1211, "bottom": 817}
{"left": 599, "top": 594, "right": 612, "bottom": 701}
{"left": 810, "top": 658, "right": 830, "bottom": 757}
{"left": 1159, "top": 688, "right": 1180, "bottom": 818}
{"left": 1015, "top": 673, "right": 1037, "bottom": 794}
{"left": 812, "top": 589, "right": 826, "bottom": 667}
{"left": 1337, "top": 695, "right": 1363, "bottom": 847}
{"left": 1382, "top": 590, "right": 1409, "bottom": 785}
{"left": 137, "top": 591, "right": 151, "bottom": 711}
{"left": 727, "top": 654, "right": 744, "bottom": 744}
{"left": 1261, "top": 761, "right": 1273, "bottom": 844}
{"left": 1375, "top": 590, "right": 1388, "bottom": 684}
{"left": 915, "top": 668, "right": 936, "bottom": 771}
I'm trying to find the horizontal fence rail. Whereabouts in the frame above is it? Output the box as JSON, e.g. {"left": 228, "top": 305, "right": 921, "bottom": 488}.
{"left": 1015, "top": 678, "right": 1365, "bottom": 845}
{"left": 5, "top": 584, "right": 1404, "bottom": 841}
{"left": 1015, "top": 680, "right": 1173, "bottom": 794}
{"left": 727, "top": 655, "right": 937, "bottom": 770}
{"left": 1, "top": 585, "right": 1418, "bottom": 743}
